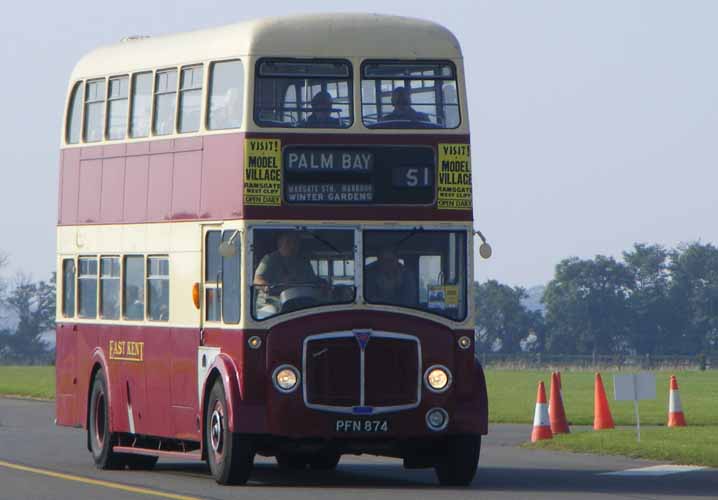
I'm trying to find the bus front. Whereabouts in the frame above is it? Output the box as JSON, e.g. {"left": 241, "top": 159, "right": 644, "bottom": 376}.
{"left": 228, "top": 56, "right": 488, "bottom": 486}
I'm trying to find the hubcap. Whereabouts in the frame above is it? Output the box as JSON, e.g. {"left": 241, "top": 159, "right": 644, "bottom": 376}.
{"left": 210, "top": 402, "right": 224, "bottom": 458}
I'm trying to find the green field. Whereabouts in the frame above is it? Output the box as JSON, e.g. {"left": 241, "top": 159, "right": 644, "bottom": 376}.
{"left": 0, "top": 366, "right": 55, "bottom": 399}
{"left": 531, "top": 427, "right": 718, "bottom": 468}
{"left": 486, "top": 370, "right": 718, "bottom": 426}
{"left": 2, "top": 367, "right": 715, "bottom": 427}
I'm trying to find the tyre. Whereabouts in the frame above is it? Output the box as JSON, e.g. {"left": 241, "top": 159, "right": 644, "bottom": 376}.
{"left": 435, "top": 435, "right": 481, "bottom": 486}
{"left": 206, "top": 380, "right": 254, "bottom": 485}
{"left": 88, "top": 371, "right": 127, "bottom": 469}
{"left": 308, "top": 452, "right": 340, "bottom": 470}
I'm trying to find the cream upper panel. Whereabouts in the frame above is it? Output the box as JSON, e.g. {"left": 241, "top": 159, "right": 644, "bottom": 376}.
{"left": 70, "top": 14, "right": 462, "bottom": 81}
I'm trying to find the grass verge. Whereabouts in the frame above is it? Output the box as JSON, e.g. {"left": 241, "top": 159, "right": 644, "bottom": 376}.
{"left": 0, "top": 366, "right": 55, "bottom": 399}
{"left": 529, "top": 427, "right": 718, "bottom": 468}
{"left": 486, "top": 370, "right": 718, "bottom": 426}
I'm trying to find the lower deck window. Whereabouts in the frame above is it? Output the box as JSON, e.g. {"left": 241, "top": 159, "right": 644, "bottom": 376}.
{"left": 147, "top": 257, "right": 169, "bottom": 321}
{"left": 78, "top": 257, "right": 98, "bottom": 318}
{"left": 62, "top": 259, "right": 76, "bottom": 317}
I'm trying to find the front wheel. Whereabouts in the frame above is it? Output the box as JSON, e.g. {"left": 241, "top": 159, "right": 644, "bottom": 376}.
{"left": 435, "top": 435, "right": 481, "bottom": 486}
{"left": 206, "top": 380, "right": 254, "bottom": 485}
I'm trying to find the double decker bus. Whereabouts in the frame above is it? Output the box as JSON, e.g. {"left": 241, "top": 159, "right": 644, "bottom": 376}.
{"left": 55, "top": 13, "right": 489, "bottom": 486}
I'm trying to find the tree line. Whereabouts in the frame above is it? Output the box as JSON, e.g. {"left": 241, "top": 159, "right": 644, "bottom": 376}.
{"left": 475, "top": 242, "right": 718, "bottom": 357}
{"left": 0, "top": 254, "right": 55, "bottom": 364}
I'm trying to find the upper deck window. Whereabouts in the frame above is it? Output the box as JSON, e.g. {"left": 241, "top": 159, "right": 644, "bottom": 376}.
{"left": 66, "top": 82, "right": 83, "bottom": 144}
{"left": 207, "top": 60, "right": 244, "bottom": 130}
{"left": 361, "top": 61, "right": 460, "bottom": 129}
{"left": 254, "top": 59, "right": 352, "bottom": 129}
{"left": 106, "top": 76, "right": 129, "bottom": 140}
{"left": 130, "top": 72, "right": 152, "bottom": 138}
{"left": 83, "top": 79, "right": 106, "bottom": 142}
{"left": 178, "top": 65, "right": 203, "bottom": 133}
{"left": 153, "top": 69, "right": 178, "bottom": 136}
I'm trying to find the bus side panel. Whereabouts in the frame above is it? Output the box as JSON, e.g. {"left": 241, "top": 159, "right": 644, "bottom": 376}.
{"left": 142, "top": 325, "right": 174, "bottom": 437}
{"left": 169, "top": 327, "right": 201, "bottom": 441}
{"left": 55, "top": 323, "right": 79, "bottom": 426}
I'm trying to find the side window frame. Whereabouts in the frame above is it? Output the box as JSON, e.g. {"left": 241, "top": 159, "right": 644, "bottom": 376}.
{"left": 152, "top": 68, "right": 179, "bottom": 136}
{"left": 204, "top": 230, "right": 222, "bottom": 322}
{"left": 83, "top": 78, "right": 107, "bottom": 143}
{"left": 178, "top": 64, "right": 204, "bottom": 134}
{"left": 129, "top": 71, "right": 154, "bottom": 138}
{"left": 99, "top": 255, "right": 121, "bottom": 320}
{"left": 65, "top": 82, "right": 84, "bottom": 145}
{"left": 221, "top": 230, "right": 241, "bottom": 324}
{"left": 61, "top": 258, "right": 76, "bottom": 318}
{"left": 123, "top": 254, "right": 145, "bottom": 321}
{"left": 105, "top": 75, "right": 130, "bottom": 141}
{"left": 207, "top": 59, "right": 245, "bottom": 131}
{"left": 146, "top": 255, "right": 170, "bottom": 322}
{"left": 77, "top": 256, "right": 99, "bottom": 319}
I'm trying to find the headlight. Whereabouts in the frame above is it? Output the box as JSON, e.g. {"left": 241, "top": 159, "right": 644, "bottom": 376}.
{"left": 424, "top": 365, "right": 452, "bottom": 393}
{"left": 272, "top": 365, "right": 300, "bottom": 393}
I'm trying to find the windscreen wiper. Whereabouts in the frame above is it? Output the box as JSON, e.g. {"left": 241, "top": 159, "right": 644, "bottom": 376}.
{"left": 394, "top": 226, "right": 426, "bottom": 250}
{"left": 299, "top": 227, "right": 343, "bottom": 254}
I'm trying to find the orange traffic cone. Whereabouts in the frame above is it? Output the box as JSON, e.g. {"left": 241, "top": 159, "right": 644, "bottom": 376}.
{"left": 593, "top": 372, "right": 615, "bottom": 430}
{"left": 549, "top": 372, "right": 570, "bottom": 434}
{"left": 531, "top": 381, "right": 553, "bottom": 442}
{"left": 667, "top": 375, "right": 687, "bottom": 427}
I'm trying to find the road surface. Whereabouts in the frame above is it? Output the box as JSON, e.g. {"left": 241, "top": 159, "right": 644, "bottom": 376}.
{"left": 0, "top": 397, "right": 714, "bottom": 499}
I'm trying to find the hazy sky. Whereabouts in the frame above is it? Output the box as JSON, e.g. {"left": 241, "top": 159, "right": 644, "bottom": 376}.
{"left": 1, "top": 0, "right": 716, "bottom": 286}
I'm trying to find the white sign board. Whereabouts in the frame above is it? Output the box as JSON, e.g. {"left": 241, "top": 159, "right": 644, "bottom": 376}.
{"left": 614, "top": 372, "right": 656, "bottom": 401}
{"left": 613, "top": 372, "right": 656, "bottom": 442}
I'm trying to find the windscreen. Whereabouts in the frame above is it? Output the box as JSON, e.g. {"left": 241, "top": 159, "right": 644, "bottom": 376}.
{"left": 361, "top": 61, "right": 460, "bottom": 129}
{"left": 251, "top": 228, "right": 356, "bottom": 319}
{"left": 254, "top": 59, "right": 352, "bottom": 128}
{"left": 363, "top": 229, "right": 467, "bottom": 320}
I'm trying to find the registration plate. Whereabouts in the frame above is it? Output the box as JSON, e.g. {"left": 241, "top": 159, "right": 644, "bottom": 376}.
{"left": 335, "top": 419, "right": 389, "bottom": 433}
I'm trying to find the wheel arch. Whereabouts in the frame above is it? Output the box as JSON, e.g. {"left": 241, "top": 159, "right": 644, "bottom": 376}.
{"left": 200, "top": 354, "right": 242, "bottom": 458}
{"left": 85, "top": 350, "right": 111, "bottom": 451}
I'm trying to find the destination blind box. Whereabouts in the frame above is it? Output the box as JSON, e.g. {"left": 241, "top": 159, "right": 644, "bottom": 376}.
{"left": 283, "top": 146, "right": 435, "bottom": 205}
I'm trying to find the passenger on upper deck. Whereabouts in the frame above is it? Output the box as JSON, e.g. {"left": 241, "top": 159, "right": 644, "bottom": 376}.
{"left": 364, "top": 248, "right": 417, "bottom": 307}
{"left": 380, "top": 87, "right": 430, "bottom": 123}
{"left": 253, "top": 231, "right": 320, "bottom": 291}
{"left": 303, "top": 91, "right": 340, "bottom": 128}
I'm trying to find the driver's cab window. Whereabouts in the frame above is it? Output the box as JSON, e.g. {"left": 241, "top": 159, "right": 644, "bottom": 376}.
{"left": 251, "top": 228, "right": 356, "bottom": 320}
{"left": 254, "top": 59, "right": 353, "bottom": 128}
{"left": 361, "top": 61, "right": 460, "bottom": 129}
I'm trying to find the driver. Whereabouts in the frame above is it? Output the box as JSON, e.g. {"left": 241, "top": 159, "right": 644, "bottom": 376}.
{"left": 380, "top": 87, "right": 430, "bottom": 123}
{"left": 364, "top": 248, "right": 417, "bottom": 306}
{"left": 253, "top": 231, "right": 319, "bottom": 292}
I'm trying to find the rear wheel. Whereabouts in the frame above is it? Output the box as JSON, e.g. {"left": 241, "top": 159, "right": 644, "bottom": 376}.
{"left": 206, "top": 380, "right": 254, "bottom": 485}
{"left": 435, "top": 435, "right": 481, "bottom": 486}
{"left": 88, "top": 371, "right": 127, "bottom": 469}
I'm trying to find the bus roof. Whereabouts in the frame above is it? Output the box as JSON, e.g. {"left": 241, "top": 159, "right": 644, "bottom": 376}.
{"left": 71, "top": 13, "right": 463, "bottom": 80}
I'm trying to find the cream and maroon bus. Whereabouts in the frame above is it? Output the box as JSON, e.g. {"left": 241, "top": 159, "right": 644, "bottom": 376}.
{"left": 55, "top": 13, "right": 489, "bottom": 486}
